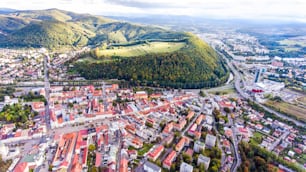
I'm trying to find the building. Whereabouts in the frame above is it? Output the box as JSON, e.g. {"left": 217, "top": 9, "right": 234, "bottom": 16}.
{"left": 52, "top": 132, "right": 77, "bottom": 171}
{"left": 197, "top": 154, "right": 210, "bottom": 170}
{"left": 163, "top": 150, "right": 176, "bottom": 170}
{"left": 180, "top": 162, "right": 193, "bottom": 172}
{"left": 194, "top": 141, "right": 205, "bottom": 153}
{"left": 186, "top": 111, "right": 195, "bottom": 121}
{"left": 175, "top": 137, "right": 186, "bottom": 152}
{"left": 144, "top": 161, "right": 161, "bottom": 172}
{"left": 119, "top": 156, "right": 128, "bottom": 172}
{"left": 205, "top": 134, "right": 216, "bottom": 148}
{"left": 13, "top": 162, "right": 29, "bottom": 172}
{"left": 148, "top": 145, "right": 164, "bottom": 161}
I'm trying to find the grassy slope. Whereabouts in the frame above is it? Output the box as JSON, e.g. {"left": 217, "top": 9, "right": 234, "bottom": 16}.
{"left": 95, "top": 42, "right": 186, "bottom": 57}
{"left": 265, "top": 100, "right": 306, "bottom": 122}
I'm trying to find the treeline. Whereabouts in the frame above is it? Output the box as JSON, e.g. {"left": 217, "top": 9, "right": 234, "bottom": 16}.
{"left": 74, "top": 34, "right": 229, "bottom": 89}
{"left": 238, "top": 141, "right": 304, "bottom": 172}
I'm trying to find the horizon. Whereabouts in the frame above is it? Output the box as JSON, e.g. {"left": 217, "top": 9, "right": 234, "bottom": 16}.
{"left": 0, "top": 0, "right": 305, "bottom": 23}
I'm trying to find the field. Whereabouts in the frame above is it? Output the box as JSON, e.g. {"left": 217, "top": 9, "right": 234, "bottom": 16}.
{"left": 296, "top": 96, "right": 306, "bottom": 106}
{"left": 265, "top": 100, "right": 306, "bottom": 122}
{"left": 95, "top": 41, "right": 186, "bottom": 57}
{"left": 207, "top": 86, "right": 236, "bottom": 95}
{"left": 279, "top": 39, "right": 306, "bottom": 47}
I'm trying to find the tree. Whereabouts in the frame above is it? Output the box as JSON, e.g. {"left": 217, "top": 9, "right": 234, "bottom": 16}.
{"left": 156, "top": 159, "right": 161, "bottom": 166}
{"left": 171, "top": 163, "right": 176, "bottom": 171}
{"left": 182, "top": 153, "right": 192, "bottom": 163}
{"left": 88, "top": 144, "right": 96, "bottom": 152}
{"left": 224, "top": 107, "right": 231, "bottom": 113}
{"left": 199, "top": 163, "right": 206, "bottom": 172}
{"left": 199, "top": 90, "right": 206, "bottom": 97}
{"left": 209, "top": 165, "right": 218, "bottom": 172}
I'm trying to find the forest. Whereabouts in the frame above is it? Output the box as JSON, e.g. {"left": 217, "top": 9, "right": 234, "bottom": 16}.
{"left": 73, "top": 34, "right": 229, "bottom": 89}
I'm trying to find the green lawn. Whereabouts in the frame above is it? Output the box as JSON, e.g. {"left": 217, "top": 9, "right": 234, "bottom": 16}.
{"left": 250, "top": 132, "right": 263, "bottom": 144}
{"left": 208, "top": 88, "right": 236, "bottom": 95}
{"left": 96, "top": 42, "right": 186, "bottom": 57}
{"left": 137, "top": 143, "right": 153, "bottom": 156}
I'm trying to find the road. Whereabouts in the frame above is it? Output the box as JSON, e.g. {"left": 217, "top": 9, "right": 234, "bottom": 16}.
{"left": 228, "top": 114, "right": 241, "bottom": 172}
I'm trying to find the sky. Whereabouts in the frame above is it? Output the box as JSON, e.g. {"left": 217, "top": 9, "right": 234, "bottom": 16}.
{"left": 0, "top": 0, "right": 306, "bottom": 22}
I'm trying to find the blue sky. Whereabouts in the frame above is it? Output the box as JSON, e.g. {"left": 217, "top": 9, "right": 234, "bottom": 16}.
{"left": 1, "top": 0, "right": 305, "bottom": 22}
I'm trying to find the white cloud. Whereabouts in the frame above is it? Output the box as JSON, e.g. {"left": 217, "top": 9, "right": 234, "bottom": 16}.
{"left": 0, "top": 0, "right": 305, "bottom": 21}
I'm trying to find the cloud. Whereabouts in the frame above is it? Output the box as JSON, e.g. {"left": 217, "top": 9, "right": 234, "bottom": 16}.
{"left": 0, "top": 0, "right": 305, "bottom": 22}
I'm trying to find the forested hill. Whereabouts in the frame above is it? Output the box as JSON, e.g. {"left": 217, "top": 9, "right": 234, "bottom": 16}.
{"left": 73, "top": 34, "right": 229, "bottom": 89}
{"left": 0, "top": 9, "right": 185, "bottom": 49}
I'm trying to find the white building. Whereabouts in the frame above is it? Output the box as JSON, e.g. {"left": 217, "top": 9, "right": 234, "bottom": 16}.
{"left": 194, "top": 141, "right": 205, "bottom": 153}
{"left": 205, "top": 134, "right": 216, "bottom": 148}
{"left": 198, "top": 154, "right": 211, "bottom": 170}
{"left": 144, "top": 161, "right": 161, "bottom": 172}
{"left": 180, "top": 162, "right": 193, "bottom": 172}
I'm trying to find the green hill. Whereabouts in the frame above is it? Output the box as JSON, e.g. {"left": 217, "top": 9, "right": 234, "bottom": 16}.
{"left": 73, "top": 34, "right": 229, "bottom": 89}
{"left": 0, "top": 9, "right": 184, "bottom": 49}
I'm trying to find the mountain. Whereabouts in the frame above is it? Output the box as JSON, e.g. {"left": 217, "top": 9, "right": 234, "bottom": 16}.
{"left": 0, "top": 9, "right": 184, "bottom": 49}
{"left": 0, "top": 9, "right": 228, "bottom": 88}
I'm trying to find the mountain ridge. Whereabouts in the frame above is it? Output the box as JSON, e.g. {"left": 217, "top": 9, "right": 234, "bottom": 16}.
{"left": 0, "top": 8, "right": 184, "bottom": 49}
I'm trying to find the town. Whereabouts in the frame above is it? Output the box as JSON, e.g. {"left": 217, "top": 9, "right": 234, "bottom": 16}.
{"left": 0, "top": 25, "right": 305, "bottom": 172}
{"left": 0, "top": 77, "right": 305, "bottom": 172}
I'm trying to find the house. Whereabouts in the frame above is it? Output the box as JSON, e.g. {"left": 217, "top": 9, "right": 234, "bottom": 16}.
{"left": 196, "top": 114, "right": 205, "bottom": 125}
{"left": 194, "top": 141, "right": 205, "bottom": 153}
{"left": 13, "top": 162, "right": 29, "bottom": 172}
{"left": 163, "top": 150, "right": 176, "bottom": 170}
{"left": 175, "top": 137, "right": 186, "bottom": 152}
{"left": 205, "top": 134, "right": 216, "bottom": 148}
{"left": 288, "top": 150, "right": 295, "bottom": 157}
{"left": 52, "top": 132, "right": 77, "bottom": 171}
{"left": 186, "top": 111, "right": 195, "bottom": 121}
{"left": 148, "top": 145, "right": 164, "bottom": 161}
{"left": 119, "top": 156, "right": 128, "bottom": 172}
{"left": 163, "top": 122, "right": 173, "bottom": 134}
{"left": 187, "top": 123, "right": 197, "bottom": 136}
{"left": 144, "top": 161, "right": 161, "bottom": 172}
{"left": 174, "top": 119, "right": 187, "bottom": 131}
{"left": 180, "top": 162, "right": 193, "bottom": 172}
{"left": 206, "top": 115, "right": 213, "bottom": 125}
{"left": 164, "top": 134, "right": 174, "bottom": 145}
{"left": 197, "top": 154, "right": 210, "bottom": 170}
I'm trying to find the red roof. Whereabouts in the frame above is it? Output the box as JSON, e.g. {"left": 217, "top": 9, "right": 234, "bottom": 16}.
{"left": 175, "top": 137, "right": 185, "bottom": 151}
{"left": 148, "top": 145, "right": 164, "bottom": 160}
{"left": 95, "top": 153, "right": 102, "bottom": 167}
{"left": 186, "top": 111, "right": 195, "bottom": 120}
{"left": 14, "top": 162, "right": 28, "bottom": 172}
{"left": 163, "top": 150, "right": 176, "bottom": 167}
{"left": 119, "top": 157, "right": 128, "bottom": 172}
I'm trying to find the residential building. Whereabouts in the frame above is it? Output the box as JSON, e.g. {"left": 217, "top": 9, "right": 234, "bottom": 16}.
{"left": 144, "top": 161, "right": 161, "bottom": 172}
{"left": 205, "top": 134, "right": 216, "bottom": 148}
{"left": 163, "top": 150, "right": 176, "bottom": 170}
{"left": 194, "top": 141, "right": 205, "bottom": 153}
{"left": 180, "top": 162, "right": 193, "bottom": 172}
{"left": 197, "top": 154, "right": 210, "bottom": 170}
{"left": 148, "top": 145, "right": 164, "bottom": 161}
